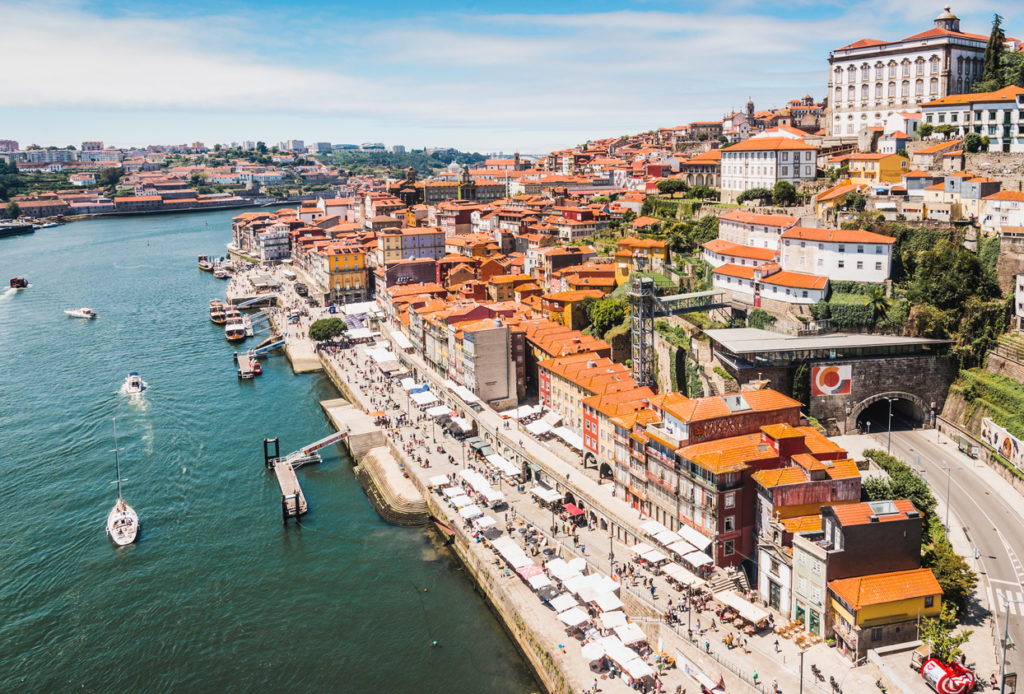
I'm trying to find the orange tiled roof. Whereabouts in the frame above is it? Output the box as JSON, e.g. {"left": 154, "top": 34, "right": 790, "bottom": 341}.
{"left": 829, "top": 568, "right": 941, "bottom": 611}
{"left": 702, "top": 239, "right": 777, "bottom": 261}
{"left": 922, "top": 85, "right": 1024, "bottom": 107}
{"left": 816, "top": 182, "right": 862, "bottom": 203}
{"left": 718, "top": 209, "right": 799, "bottom": 228}
{"left": 677, "top": 433, "right": 778, "bottom": 475}
{"left": 781, "top": 227, "right": 895, "bottom": 244}
{"left": 762, "top": 423, "right": 803, "bottom": 439}
{"left": 761, "top": 270, "right": 829, "bottom": 291}
{"left": 662, "top": 389, "right": 800, "bottom": 424}
{"left": 915, "top": 139, "right": 962, "bottom": 154}
{"left": 781, "top": 515, "right": 823, "bottom": 533}
{"left": 724, "top": 137, "right": 817, "bottom": 152}
{"left": 831, "top": 499, "right": 918, "bottom": 527}
{"left": 984, "top": 191, "right": 1024, "bottom": 202}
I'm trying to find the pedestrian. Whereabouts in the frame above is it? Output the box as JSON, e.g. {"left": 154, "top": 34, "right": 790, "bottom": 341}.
{"left": 774, "top": 639, "right": 780, "bottom": 653}
{"left": 704, "top": 640, "right": 710, "bottom": 653}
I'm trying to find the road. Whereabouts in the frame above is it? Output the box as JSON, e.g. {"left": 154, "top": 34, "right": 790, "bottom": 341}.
{"left": 882, "top": 424, "right": 1024, "bottom": 683}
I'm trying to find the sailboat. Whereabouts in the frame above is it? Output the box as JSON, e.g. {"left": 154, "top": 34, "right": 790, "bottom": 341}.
{"left": 106, "top": 418, "right": 139, "bottom": 546}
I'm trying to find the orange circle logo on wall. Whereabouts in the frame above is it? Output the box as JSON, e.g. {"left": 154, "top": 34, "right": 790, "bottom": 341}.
{"left": 811, "top": 365, "right": 852, "bottom": 396}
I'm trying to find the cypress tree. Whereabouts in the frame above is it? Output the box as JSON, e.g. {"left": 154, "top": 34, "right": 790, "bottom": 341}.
{"left": 983, "top": 14, "right": 1005, "bottom": 84}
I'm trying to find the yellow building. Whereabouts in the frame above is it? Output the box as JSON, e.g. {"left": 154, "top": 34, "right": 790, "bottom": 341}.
{"left": 324, "top": 244, "right": 367, "bottom": 303}
{"left": 540, "top": 289, "right": 605, "bottom": 330}
{"left": 828, "top": 568, "right": 942, "bottom": 661}
{"left": 844, "top": 153, "right": 910, "bottom": 185}
{"left": 615, "top": 237, "right": 670, "bottom": 285}
{"left": 814, "top": 181, "right": 866, "bottom": 221}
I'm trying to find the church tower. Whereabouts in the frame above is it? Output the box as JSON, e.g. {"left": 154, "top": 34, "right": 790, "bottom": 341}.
{"left": 934, "top": 6, "right": 960, "bottom": 32}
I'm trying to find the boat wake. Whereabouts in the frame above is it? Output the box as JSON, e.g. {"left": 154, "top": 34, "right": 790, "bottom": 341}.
{"left": 0, "top": 287, "right": 18, "bottom": 300}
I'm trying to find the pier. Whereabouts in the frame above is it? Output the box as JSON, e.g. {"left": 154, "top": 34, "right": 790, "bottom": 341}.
{"left": 263, "top": 430, "right": 349, "bottom": 523}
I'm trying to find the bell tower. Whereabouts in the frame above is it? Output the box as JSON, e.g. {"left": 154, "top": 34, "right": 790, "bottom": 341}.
{"left": 934, "top": 6, "right": 960, "bottom": 32}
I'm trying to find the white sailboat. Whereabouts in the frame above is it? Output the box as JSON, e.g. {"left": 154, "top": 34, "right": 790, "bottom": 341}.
{"left": 106, "top": 418, "right": 139, "bottom": 546}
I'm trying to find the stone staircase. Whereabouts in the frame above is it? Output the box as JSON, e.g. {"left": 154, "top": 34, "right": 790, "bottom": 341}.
{"left": 707, "top": 567, "right": 750, "bottom": 595}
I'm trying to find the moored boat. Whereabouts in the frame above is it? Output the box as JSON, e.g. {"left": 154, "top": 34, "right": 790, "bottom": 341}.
{"left": 225, "top": 319, "right": 247, "bottom": 342}
{"left": 198, "top": 254, "right": 213, "bottom": 271}
{"left": 209, "top": 300, "right": 226, "bottom": 324}
{"left": 214, "top": 268, "right": 229, "bottom": 279}
{"left": 106, "top": 418, "right": 139, "bottom": 546}
{"left": 65, "top": 307, "right": 97, "bottom": 319}
{"left": 10, "top": 277, "right": 27, "bottom": 289}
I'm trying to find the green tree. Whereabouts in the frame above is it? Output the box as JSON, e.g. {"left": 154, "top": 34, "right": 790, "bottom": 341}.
{"left": 691, "top": 215, "right": 719, "bottom": 246}
{"left": 925, "top": 535, "right": 979, "bottom": 617}
{"left": 736, "top": 187, "right": 772, "bottom": 204}
{"left": 98, "top": 167, "right": 123, "bottom": 187}
{"left": 918, "top": 122, "right": 934, "bottom": 138}
{"left": 791, "top": 362, "right": 810, "bottom": 407}
{"left": 934, "top": 124, "right": 956, "bottom": 137}
{"left": 656, "top": 179, "right": 688, "bottom": 196}
{"left": 5, "top": 201, "right": 19, "bottom": 219}
{"left": 590, "top": 195, "right": 611, "bottom": 204}
{"left": 747, "top": 308, "right": 776, "bottom": 330}
{"left": 907, "top": 239, "right": 994, "bottom": 311}
{"left": 256, "top": 141, "right": 268, "bottom": 153}
{"left": 308, "top": 317, "right": 348, "bottom": 342}
{"left": 689, "top": 185, "right": 717, "bottom": 200}
{"left": 920, "top": 603, "right": 972, "bottom": 662}
{"left": 622, "top": 209, "right": 637, "bottom": 224}
{"left": 772, "top": 180, "right": 797, "bottom": 206}
{"left": 897, "top": 148, "right": 908, "bottom": 158}
{"left": 983, "top": 14, "right": 1006, "bottom": 84}
{"left": 588, "top": 298, "right": 628, "bottom": 337}
{"left": 844, "top": 193, "right": 867, "bottom": 211}
{"left": 866, "top": 284, "right": 892, "bottom": 322}
{"left": 963, "top": 132, "right": 984, "bottom": 153}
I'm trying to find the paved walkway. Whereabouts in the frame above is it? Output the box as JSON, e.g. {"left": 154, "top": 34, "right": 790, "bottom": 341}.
{"left": 324, "top": 336, "right": 895, "bottom": 694}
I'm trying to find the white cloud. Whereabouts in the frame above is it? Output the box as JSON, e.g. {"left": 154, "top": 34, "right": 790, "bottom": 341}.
{"left": 0, "top": 0, "right": 1009, "bottom": 150}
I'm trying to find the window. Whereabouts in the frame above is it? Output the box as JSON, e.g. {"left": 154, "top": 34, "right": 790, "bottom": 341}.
{"left": 811, "top": 561, "right": 821, "bottom": 575}
{"left": 875, "top": 262, "right": 882, "bottom": 271}
{"left": 802, "top": 290, "right": 808, "bottom": 298}
{"left": 875, "top": 65, "right": 883, "bottom": 80}
{"left": 889, "top": 64, "right": 896, "bottom": 78}
{"left": 925, "top": 595, "right": 934, "bottom": 608}
{"left": 771, "top": 559, "right": 780, "bottom": 575}
{"left": 861, "top": 84, "right": 868, "bottom": 100}
{"left": 861, "top": 65, "right": 869, "bottom": 80}
{"left": 875, "top": 83, "right": 882, "bottom": 99}
{"left": 838, "top": 244, "right": 845, "bottom": 252}
{"left": 856, "top": 261, "right": 863, "bottom": 270}
{"left": 838, "top": 260, "right": 845, "bottom": 268}
{"left": 781, "top": 166, "right": 788, "bottom": 175}
{"left": 917, "top": 61, "right": 924, "bottom": 75}
{"left": 888, "top": 82, "right": 896, "bottom": 98}
{"left": 902, "top": 62, "right": 910, "bottom": 77}
{"left": 724, "top": 515, "right": 735, "bottom": 532}
{"left": 871, "top": 627, "right": 883, "bottom": 642}
{"left": 724, "top": 492, "right": 736, "bottom": 508}
{"left": 857, "top": 245, "right": 864, "bottom": 253}
{"left": 724, "top": 540, "right": 735, "bottom": 556}
{"left": 876, "top": 245, "right": 883, "bottom": 254}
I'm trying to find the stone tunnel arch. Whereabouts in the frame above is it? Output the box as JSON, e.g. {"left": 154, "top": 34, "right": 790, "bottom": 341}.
{"left": 845, "top": 390, "right": 930, "bottom": 433}
{"left": 599, "top": 462, "right": 613, "bottom": 480}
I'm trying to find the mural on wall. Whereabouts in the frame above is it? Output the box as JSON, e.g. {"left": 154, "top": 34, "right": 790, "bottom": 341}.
{"left": 981, "top": 417, "right": 1024, "bottom": 469}
{"left": 811, "top": 364, "right": 852, "bottom": 396}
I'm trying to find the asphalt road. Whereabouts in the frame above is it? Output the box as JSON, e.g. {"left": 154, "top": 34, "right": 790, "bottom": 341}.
{"left": 880, "top": 424, "right": 1024, "bottom": 682}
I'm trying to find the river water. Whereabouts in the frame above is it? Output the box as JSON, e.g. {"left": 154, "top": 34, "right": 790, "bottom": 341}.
{"left": 0, "top": 210, "right": 537, "bottom": 692}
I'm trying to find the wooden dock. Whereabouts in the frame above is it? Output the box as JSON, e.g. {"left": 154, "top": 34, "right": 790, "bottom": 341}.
{"left": 274, "top": 460, "right": 308, "bottom": 520}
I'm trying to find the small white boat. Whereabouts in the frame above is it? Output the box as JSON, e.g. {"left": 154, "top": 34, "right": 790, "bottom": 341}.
{"left": 65, "top": 307, "right": 97, "bottom": 319}
{"left": 123, "top": 372, "right": 146, "bottom": 394}
{"left": 214, "top": 268, "right": 229, "bottom": 279}
{"left": 106, "top": 419, "right": 139, "bottom": 546}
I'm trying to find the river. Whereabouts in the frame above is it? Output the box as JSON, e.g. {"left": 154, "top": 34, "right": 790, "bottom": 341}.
{"left": 0, "top": 210, "right": 537, "bottom": 692}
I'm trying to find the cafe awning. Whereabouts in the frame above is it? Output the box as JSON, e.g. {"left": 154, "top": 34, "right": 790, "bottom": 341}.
{"left": 580, "top": 641, "right": 605, "bottom": 661}
{"left": 531, "top": 486, "right": 562, "bottom": 503}
{"left": 557, "top": 607, "right": 590, "bottom": 627}
{"left": 599, "top": 610, "right": 627, "bottom": 630}
{"left": 527, "top": 573, "right": 552, "bottom": 590}
{"left": 426, "top": 405, "right": 451, "bottom": 417}
{"left": 640, "top": 520, "right": 668, "bottom": 536}
{"left": 526, "top": 420, "right": 552, "bottom": 436}
{"left": 716, "top": 590, "right": 771, "bottom": 625}
{"left": 615, "top": 622, "right": 648, "bottom": 646}
{"left": 641, "top": 549, "right": 668, "bottom": 564}
{"left": 677, "top": 524, "right": 713, "bottom": 551}
{"left": 563, "top": 503, "right": 584, "bottom": 517}
{"left": 662, "top": 562, "right": 704, "bottom": 587}
{"left": 630, "top": 542, "right": 655, "bottom": 556}
{"left": 593, "top": 592, "right": 624, "bottom": 612}
{"left": 683, "top": 550, "right": 714, "bottom": 568}
{"left": 668, "top": 540, "right": 697, "bottom": 557}
{"left": 654, "top": 529, "right": 682, "bottom": 545}
{"left": 549, "top": 593, "right": 578, "bottom": 612}
{"left": 458, "top": 504, "right": 483, "bottom": 520}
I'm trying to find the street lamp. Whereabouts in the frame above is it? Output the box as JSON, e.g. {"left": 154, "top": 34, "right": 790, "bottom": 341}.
{"left": 940, "top": 461, "right": 963, "bottom": 532}
{"left": 1001, "top": 599, "right": 1024, "bottom": 693}
{"left": 885, "top": 396, "right": 898, "bottom": 454}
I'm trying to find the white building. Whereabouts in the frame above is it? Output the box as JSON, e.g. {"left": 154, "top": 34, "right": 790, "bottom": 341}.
{"left": 779, "top": 227, "right": 895, "bottom": 283}
{"left": 717, "top": 210, "right": 799, "bottom": 250}
{"left": 720, "top": 137, "right": 818, "bottom": 203}
{"left": 981, "top": 191, "right": 1024, "bottom": 235}
{"left": 827, "top": 7, "right": 987, "bottom": 137}
{"left": 1015, "top": 274, "right": 1024, "bottom": 332}
{"left": 712, "top": 263, "right": 828, "bottom": 305}
{"left": 702, "top": 239, "right": 777, "bottom": 268}
{"left": 257, "top": 225, "right": 291, "bottom": 262}
{"left": 921, "top": 85, "right": 1024, "bottom": 153}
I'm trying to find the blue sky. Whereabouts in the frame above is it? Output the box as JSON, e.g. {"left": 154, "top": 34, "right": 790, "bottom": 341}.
{"left": 0, "top": 1, "right": 1008, "bottom": 153}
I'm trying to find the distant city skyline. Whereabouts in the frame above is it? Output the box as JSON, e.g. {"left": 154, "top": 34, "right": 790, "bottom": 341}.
{"left": 0, "top": 1, "right": 1009, "bottom": 152}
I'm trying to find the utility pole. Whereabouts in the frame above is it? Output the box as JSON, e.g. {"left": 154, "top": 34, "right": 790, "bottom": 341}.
{"left": 799, "top": 648, "right": 805, "bottom": 694}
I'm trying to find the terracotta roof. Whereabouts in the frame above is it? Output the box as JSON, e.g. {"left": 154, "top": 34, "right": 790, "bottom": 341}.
{"left": 985, "top": 191, "right": 1024, "bottom": 202}
{"left": 677, "top": 433, "right": 777, "bottom": 475}
{"left": 762, "top": 423, "right": 803, "bottom": 439}
{"left": 816, "top": 183, "right": 861, "bottom": 203}
{"left": 760, "top": 270, "right": 829, "bottom": 291}
{"left": 831, "top": 499, "right": 918, "bottom": 527}
{"left": 723, "top": 137, "right": 817, "bottom": 152}
{"left": 915, "top": 139, "right": 962, "bottom": 154}
{"left": 752, "top": 466, "right": 809, "bottom": 488}
{"left": 902, "top": 169, "right": 934, "bottom": 178}
{"left": 781, "top": 227, "right": 895, "bottom": 244}
{"left": 781, "top": 515, "right": 823, "bottom": 533}
{"left": 901, "top": 27, "right": 989, "bottom": 43}
{"left": 718, "top": 209, "right": 799, "bottom": 228}
{"left": 702, "top": 239, "right": 777, "bottom": 261}
{"left": 838, "top": 38, "right": 888, "bottom": 50}
{"left": 661, "top": 389, "right": 800, "bottom": 424}
{"left": 829, "top": 568, "right": 941, "bottom": 611}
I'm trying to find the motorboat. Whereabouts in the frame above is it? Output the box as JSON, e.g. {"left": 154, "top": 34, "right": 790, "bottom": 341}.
{"left": 198, "top": 254, "right": 213, "bottom": 271}
{"left": 9, "top": 277, "right": 27, "bottom": 289}
{"left": 123, "top": 372, "right": 146, "bottom": 394}
{"left": 248, "top": 349, "right": 263, "bottom": 376}
{"left": 209, "top": 300, "right": 226, "bottom": 324}
{"left": 105, "top": 419, "right": 139, "bottom": 546}
{"left": 225, "top": 319, "right": 247, "bottom": 342}
{"left": 65, "top": 308, "right": 97, "bottom": 319}
{"left": 214, "top": 268, "right": 229, "bottom": 279}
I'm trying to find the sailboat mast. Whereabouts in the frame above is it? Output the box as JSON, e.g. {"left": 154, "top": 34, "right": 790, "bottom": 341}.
{"left": 113, "top": 417, "right": 123, "bottom": 500}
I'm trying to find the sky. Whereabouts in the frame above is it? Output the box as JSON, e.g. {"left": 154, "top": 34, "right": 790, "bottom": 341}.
{"left": 0, "top": 0, "right": 1009, "bottom": 153}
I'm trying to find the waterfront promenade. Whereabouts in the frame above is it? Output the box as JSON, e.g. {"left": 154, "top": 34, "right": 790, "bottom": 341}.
{"left": 241, "top": 264, "right": 896, "bottom": 694}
